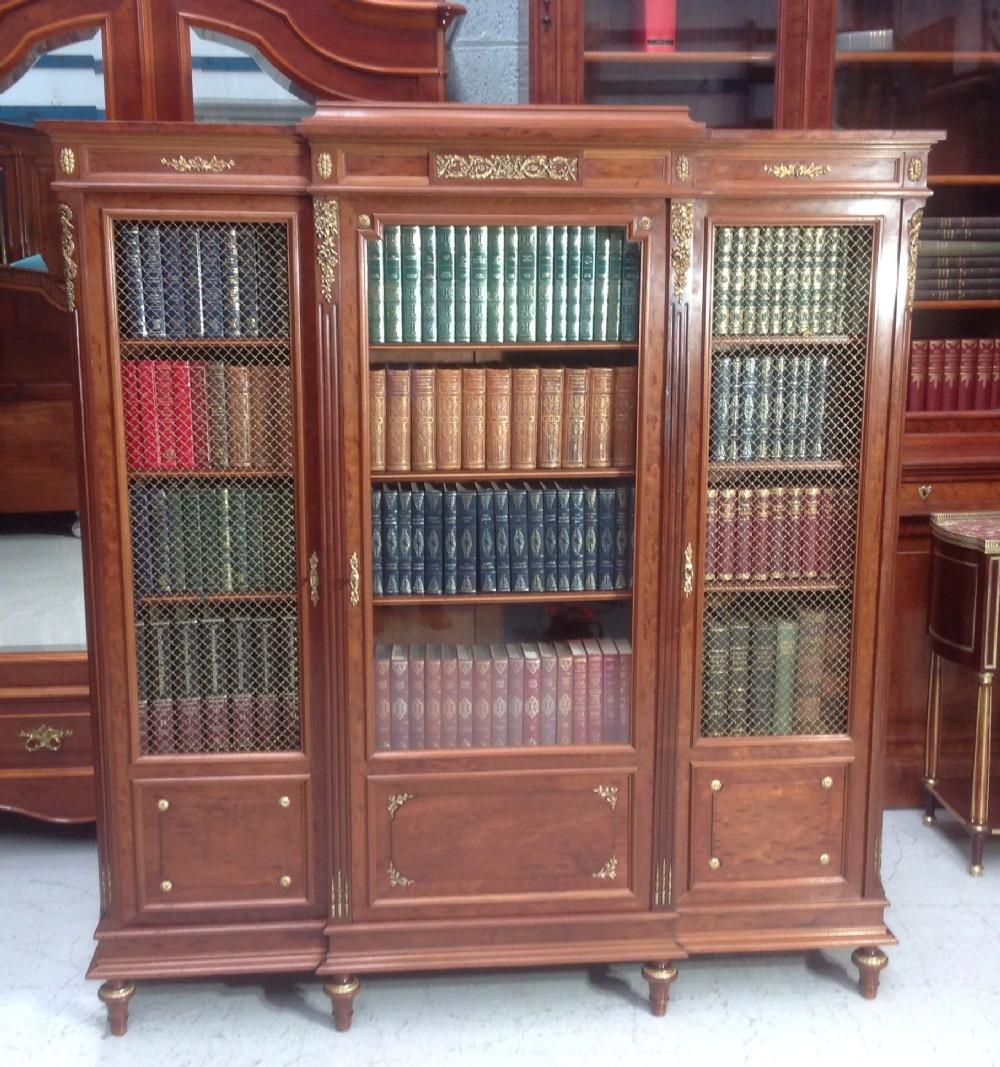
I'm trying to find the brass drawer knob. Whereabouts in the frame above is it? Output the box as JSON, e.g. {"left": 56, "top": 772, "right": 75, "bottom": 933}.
{"left": 819, "top": 853, "right": 831, "bottom": 866}
{"left": 821, "top": 776, "right": 833, "bottom": 790}
{"left": 917, "top": 484, "right": 933, "bottom": 500}
{"left": 278, "top": 796, "right": 291, "bottom": 808}
{"left": 157, "top": 799, "right": 169, "bottom": 812}
{"left": 710, "top": 779, "right": 723, "bottom": 792}
{"left": 709, "top": 857, "right": 721, "bottom": 870}
{"left": 279, "top": 875, "right": 292, "bottom": 888}
{"left": 160, "top": 880, "right": 173, "bottom": 892}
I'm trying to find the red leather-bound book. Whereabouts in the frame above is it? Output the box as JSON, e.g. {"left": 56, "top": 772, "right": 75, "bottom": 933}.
{"left": 567, "top": 638, "right": 588, "bottom": 744}
{"left": 583, "top": 638, "right": 604, "bottom": 743}
{"left": 408, "top": 644, "right": 426, "bottom": 750}
{"left": 942, "top": 337, "right": 961, "bottom": 410}
{"left": 925, "top": 339, "right": 945, "bottom": 412}
{"left": 505, "top": 642, "right": 525, "bottom": 746}
{"left": 768, "top": 486, "right": 787, "bottom": 581}
{"left": 456, "top": 644, "right": 475, "bottom": 748}
{"left": 734, "top": 488, "right": 753, "bottom": 582}
{"left": 440, "top": 645, "right": 459, "bottom": 749}
{"left": 555, "top": 640, "right": 574, "bottom": 744}
{"left": 991, "top": 338, "right": 1000, "bottom": 408}
{"left": 490, "top": 643, "right": 509, "bottom": 747}
{"left": 134, "top": 359, "right": 162, "bottom": 468}
{"left": 907, "top": 340, "right": 928, "bottom": 412}
{"left": 636, "top": 0, "right": 676, "bottom": 51}
{"left": 389, "top": 644, "right": 410, "bottom": 751}
{"left": 373, "top": 645, "right": 392, "bottom": 751}
{"left": 615, "top": 637, "right": 633, "bottom": 744}
{"left": 171, "top": 360, "right": 197, "bottom": 469}
{"left": 958, "top": 338, "right": 978, "bottom": 410}
{"left": 785, "top": 487, "right": 804, "bottom": 580}
{"left": 538, "top": 642, "right": 558, "bottom": 745}
{"left": 472, "top": 644, "right": 493, "bottom": 747}
{"left": 521, "top": 643, "right": 542, "bottom": 746}
{"left": 153, "top": 360, "right": 179, "bottom": 469}
{"left": 423, "top": 643, "right": 443, "bottom": 750}
{"left": 975, "top": 338, "right": 996, "bottom": 410}
{"left": 120, "top": 360, "right": 146, "bottom": 469}
{"left": 599, "top": 636, "right": 620, "bottom": 742}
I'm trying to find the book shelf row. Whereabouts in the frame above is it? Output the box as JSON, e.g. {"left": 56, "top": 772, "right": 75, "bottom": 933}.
{"left": 115, "top": 219, "right": 290, "bottom": 341}
{"left": 370, "top": 363, "right": 637, "bottom": 475}
{"left": 130, "top": 482, "right": 295, "bottom": 596}
{"left": 136, "top": 610, "right": 300, "bottom": 755}
{"left": 710, "top": 351, "right": 836, "bottom": 463}
{"left": 702, "top": 606, "right": 848, "bottom": 738}
{"left": 907, "top": 337, "right": 1000, "bottom": 412}
{"left": 712, "top": 225, "right": 868, "bottom": 338}
{"left": 122, "top": 358, "right": 292, "bottom": 472}
{"left": 916, "top": 218, "right": 1000, "bottom": 300}
{"left": 374, "top": 638, "right": 633, "bottom": 751}
{"left": 705, "top": 484, "right": 852, "bottom": 585}
{"left": 366, "top": 223, "right": 642, "bottom": 345}
{"left": 373, "top": 481, "right": 634, "bottom": 597}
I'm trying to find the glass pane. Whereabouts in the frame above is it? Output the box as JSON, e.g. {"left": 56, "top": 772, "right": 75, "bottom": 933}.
{"left": 366, "top": 222, "right": 640, "bottom": 751}
{"left": 700, "top": 224, "right": 876, "bottom": 738}
{"left": 112, "top": 218, "right": 302, "bottom": 755}
{"left": 0, "top": 31, "right": 105, "bottom": 122}
{"left": 190, "top": 28, "right": 315, "bottom": 124}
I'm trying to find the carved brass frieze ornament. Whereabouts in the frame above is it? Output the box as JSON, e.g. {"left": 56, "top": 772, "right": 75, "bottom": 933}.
{"left": 58, "top": 147, "right": 75, "bottom": 175}
{"left": 436, "top": 153, "right": 578, "bottom": 183}
{"left": 907, "top": 158, "right": 924, "bottom": 182}
{"left": 593, "top": 855, "right": 618, "bottom": 880}
{"left": 907, "top": 208, "right": 924, "bottom": 305}
{"left": 316, "top": 151, "right": 333, "bottom": 180}
{"left": 762, "top": 162, "right": 831, "bottom": 180}
{"left": 675, "top": 154, "right": 690, "bottom": 182}
{"left": 19, "top": 724, "right": 74, "bottom": 752}
{"left": 670, "top": 202, "right": 694, "bottom": 300}
{"left": 593, "top": 785, "right": 618, "bottom": 810}
{"left": 58, "top": 204, "right": 78, "bottom": 312}
{"left": 159, "top": 155, "right": 235, "bottom": 174}
{"left": 314, "top": 196, "right": 340, "bottom": 302}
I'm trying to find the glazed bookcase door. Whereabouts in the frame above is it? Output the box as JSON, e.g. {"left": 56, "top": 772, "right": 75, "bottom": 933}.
{"left": 345, "top": 203, "right": 666, "bottom": 918}
{"left": 112, "top": 216, "right": 303, "bottom": 761}
{"left": 699, "top": 220, "right": 875, "bottom": 742}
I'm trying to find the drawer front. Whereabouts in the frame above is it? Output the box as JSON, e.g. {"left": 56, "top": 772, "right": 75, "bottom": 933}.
{"left": 900, "top": 479, "right": 1000, "bottom": 517}
{"left": 134, "top": 776, "right": 313, "bottom": 914}
{"left": 365, "top": 771, "right": 635, "bottom": 915}
{"left": 688, "top": 760, "right": 848, "bottom": 890}
{"left": 0, "top": 710, "right": 92, "bottom": 771}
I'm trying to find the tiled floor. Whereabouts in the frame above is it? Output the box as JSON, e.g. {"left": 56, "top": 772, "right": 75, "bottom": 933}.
{"left": 1, "top": 808, "right": 997, "bottom": 1066}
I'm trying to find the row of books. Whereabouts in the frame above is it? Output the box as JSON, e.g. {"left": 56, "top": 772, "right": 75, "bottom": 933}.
{"left": 130, "top": 483, "right": 295, "bottom": 596}
{"left": 122, "top": 358, "right": 292, "bottom": 471}
{"left": 366, "top": 223, "right": 642, "bottom": 345}
{"left": 370, "top": 363, "right": 637, "bottom": 474}
{"left": 712, "top": 225, "right": 863, "bottom": 338}
{"left": 710, "top": 352, "right": 831, "bottom": 463}
{"left": 116, "top": 220, "right": 289, "bottom": 340}
{"left": 372, "top": 482, "right": 635, "bottom": 597}
{"left": 907, "top": 337, "right": 1000, "bottom": 412}
{"left": 136, "top": 612, "right": 299, "bottom": 755}
{"left": 705, "top": 485, "right": 851, "bottom": 584}
{"left": 916, "top": 217, "right": 1000, "bottom": 300}
{"left": 374, "top": 639, "right": 632, "bottom": 750}
{"left": 703, "top": 608, "right": 845, "bottom": 737}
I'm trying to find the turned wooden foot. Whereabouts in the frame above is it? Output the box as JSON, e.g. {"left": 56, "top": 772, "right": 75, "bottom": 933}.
{"left": 970, "top": 828, "right": 986, "bottom": 876}
{"left": 97, "top": 980, "right": 136, "bottom": 1036}
{"left": 324, "top": 976, "right": 361, "bottom": 1032}
{"left": 642, "top": 961, "right": 678, "bottom": 1016}
{"left": 851, "top": 947, "right": 888, "bottom": 1000}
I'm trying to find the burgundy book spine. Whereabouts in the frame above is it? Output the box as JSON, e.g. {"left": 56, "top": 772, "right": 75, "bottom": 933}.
{"left": 389, "top": 644, "right": 410, "bottom": 751}
{"left": 942, "top": 337, "right": 961, "bottom": 410}
{"left": 752, "top": 488, "right": 771, "bottom": 582}
{"left": 505, "top": 643, "right": 525, "bottom": 746}
{"left": 615, "top": 637, "right": 633, "bottom": 744}
{"left": 472, "top": 644, "right": 493, "bottom": 747}
{"left": 374, "top": 645, "right": 392, "bottom": 751}
{"left": 555, "top": 641, "right": 574, "bottom": 744}
{"left": 926, "top": 339, "right": 944, "bottom": 411}
{"left": 785, "top": 486, "right": 803, "bottom": 580}
{"left": 583, "top": 638, "right": 604, "bottom": 743}
{"left": 567, "top": 638, "right": 588, "bottom": 744}
{"left": 424, "top": 643, "right": 442, "bottom": 750}
{"left": 976, "top": 338, "right": 996, "bottom": 410}
{"left": 716, "top": 487, "right": 737, "bottom": 582}
{"left": 958, "top": 338, "right": 978, "bottom": 410}
{"left": 490, "top": 643, "right": 509, "bottom": 747}
{"left": 408, "top": 644, "right": 426, "bottom": 750}
{"left": 907, "top": 339, "right": 928, "bottom": 412}
{"left": 599, "top": 636, "right": 620, "bottom": 742}
{"left": 801, "top": 486, "right": 821, "bottom": 579}
{"left": 768, "top": 486, "right": 787, "bottom": 581}
{"left": 441, "top": 645, "right": 459, "bottom": 749}
{"left": 521, "top": 643, "right": 542, "bottom": 745}
{"left": 538, "top": 642, "right": 558, "bottom": 745}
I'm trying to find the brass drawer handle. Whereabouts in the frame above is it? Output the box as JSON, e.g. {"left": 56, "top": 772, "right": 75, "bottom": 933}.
{"left": 19, "top": 724, "right": 74, "bottom": 753}
{"left": 917, "top": 484, "right": 933, "bottom": 500}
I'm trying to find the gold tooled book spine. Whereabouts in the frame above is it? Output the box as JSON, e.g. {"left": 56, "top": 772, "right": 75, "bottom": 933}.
{"left": 461, "top": 366, "right": 486, "bottom": 470}
{"left": 537, "top": 366, "right": 564, "bottom": 469}
{"left": 385, "top": 367, "right": 412, "bottom": 472}
{"left": 435, "top": 367, "right": 462, "bottom": 471}
{"left": 410, "top": 367, "right": 437, "bottom": 471}
{"left": 510, "top": 366, "right": 540, "bottom": 470}
{"left": 586, "top": 366, "right": 614, "bottom": 468}
{"left": 369, "top": 367, "right": 386, "bottom": 472}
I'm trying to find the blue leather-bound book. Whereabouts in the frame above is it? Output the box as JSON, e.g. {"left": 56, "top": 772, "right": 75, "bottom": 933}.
{"left": 542, "top": 484, "right": 559, "bottom": 592}
{"left": 476, "top": 482, "right": 496, "bottom": 593}
{"left": 597, "top": 487, "right": 616, "bottom": 591}
{"left": 583, "top": 485, "right": 599, "bottom": 591}
{"left": 371, "top": 486, "right": 383, "bottom": 596}
{"left": 423, "top": 483, "right": 443, "bottom": 595}
{"left": 443, "top": 484, "right": 458, "bottom": 595}
{"left": 398, "top": 485, "right": 413, "bottom": 595}
{"left": 568, "top": 485, "right": 586, "bottom": 592}
{"left": 526, "top": 484, "right": 546, "bottom": 593}
{"left": 508, "top": 484, "right": 529, "bottom": 593}
{"left": 456, "top": 484, "right": 478, "bottom": 594}
{"left": 492, "top": 482, "right": 511, "bottom": 592}
{"left": 556, "top": 483, "right": 572, "bottom": 592}
{"left": 381, "top": 484, "right": 400, "bottom": 595}
{"left": 410, "top": 485, "right": 425, "bottom": 595}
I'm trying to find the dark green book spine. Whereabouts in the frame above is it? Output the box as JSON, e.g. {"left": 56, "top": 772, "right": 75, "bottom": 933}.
{"left": 781, "top": 356, "right": 801, "bottom": 460}
{"left": 419, "top": 224, "right": 438, "bottom": 343}
{"left": 502, "top": 224, "right": 519, "bottom": 342}
{"left": 181, "top": 487, "right": 205, "bottom": 594}
{"left": 366, "top": 236, "right": 385, "bottom": 344}
{"left": 737, "top": 355, "right": 759, "bottom": 461}
{"left": 805, "top": 352, "right": 828, "bottom": 458}
{"left": 750, "top": 619, "right": 777, "bottom": 735}
{"left": 371, "top": 486, "right": 383, "bottom": 596}
{"left": 565, "top": 225, "right": 583, "bottom": 342}
{"left": 597, "top": 487, "right": 616, "bottom": 591}
{"left": 165, "top": 485, "right": 188, "bottom": 592}
{"left": 435, "top": 224, "right": 456, "bottom": 343}
{"left": 487, "top": 225, "right": 505, "bottom": 343}
{"left": 702, "top": 619, "right": 731, "bottom": 737}
{"left": 492, "top": 481, "right": 511, "bottom": 593}
{"left": 728, "top": 618, "right": 751, "bottom": 735}
{"left": 619, "top": 239, "right": 641, "bottom": 342}
{"left": 456, "top": 485, "right": 478, "bottom": 594}
{"left": 129, "top": 486, "right": 152, "bottom": 594}
{"left": 592, "top": 226, "right": 612, "bottom": 341}
{"left": 578, "top": 225, "right": 597, "bottom": 342}
{"left": 215, "top": 485, "right": 234, "bottom": 593}
{"left": 526, "top": 485, "right": 545, "bottom": 593}
{"left": 542, "top": 485, "right": 559, "bottom": 592}
{"left": 551, "top": 225, "right": 569, "bottom": 342}
{"left": 773, "top": 618, "right": 799, "bottom": 734}
{"left": 508, "top": 484, "right": 529, "bottom": 593}
{"left": 382, "top": 484, "right": 399, "bottom": 595}
{"left": 401, "top": 225, "right": 422, "bottom": 344}
{"left": 792, "top": 354, "right": 812, "bottom": 458}
{"left": 768, "top": 354, "right": 788, "bottom": 460}
{"left": 147, "top": 484, "right": 171, "bottom": 593}
{"left": 469, "top": 225, "right": 490, "bottom": 344}
{"left": 442, "top": 484, "right": 458, "bottom": 595}
{"left": 556, "top": 484, "right": 572, "bottom": 592}
{"left": 382, "top": 224, "right": 403, "bottom": 344}
{"left": 753, "top": 354, "right": 773, "bottom": 460}
{"left": 516, "top": 224, "right": 537, "bottom": 343}
{"left": 410, "top": 485, "right": 425, "bottom": 595}
{"left": 244, "top": 485, "right": 265, "bottom": 592}
{"left": 709, "top": 355, "right": 733, "bottom": 462}
{"left": 476, "top": 482, "right": 496, "bottom": 593}
{"left": 583, "top": 485, "right": 599, "bottom": 591}
{"left": 227, "top": 485, "right": 249, "bottom": 592}
{"left": 535, "top": 224, "right": 555, "bottom": 343}
{"left": 423, "top": 483, "right": 443, "bottom": 595}
{"left": 454, "top": 224, "right": 471, "bottom": 344}
{"left": 712, "top": 227, "right": 734, "bottom": 336}
{"left": 196, "top": 486, "right": 219, "bottom": 592}
{"left": 398, "top": 485, "right": 413, "bottom": 594}
{"left": 605, "top": 227, "right": 624, "bottom": 341}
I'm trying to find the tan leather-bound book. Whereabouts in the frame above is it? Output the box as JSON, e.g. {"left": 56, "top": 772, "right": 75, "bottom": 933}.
{"left": 270, "top": 365, "right": 293, "bottom": 470}
{"left": 369, "top": 367, "right": 387, "bottom": 471}
{"left": 561, "top": 366, "right": 589, "bottom": 468}
{"left": 247, "top": 364, "right": 271, "bottom": 469}
{"left": 385, "top": 366, "right": 411, "bottom": 472}
{"left": 510, "top": 366, "right": 540, "bottom": 469}
{"left": 461, "top": 365, "right": 486, "bottom": 470}
{"left": 410, "top": 366, "right": 437, "bottom": 471}
{"left": 537, "top": 366, "right": 564, "bottom": 468}
{"left": 585, "top": 366, "right": 614, "bottom": 468}
{"left": 485, "top": 365, "right": 513, "bottom": 470}
{"left": 225, "top": 363, "right": 252, "bottom": 468}
{"left": 435, "top": 366, "right": 462, "bottom": 470}
{"left": 611, "top": 364, "right": 638, "bottom": 468}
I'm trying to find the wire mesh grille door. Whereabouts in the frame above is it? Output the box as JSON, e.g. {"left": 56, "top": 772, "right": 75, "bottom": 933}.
{"left": 701, "top": 224, "right": 875, "bottom": 738}
{"left": 113, "top": 218, "right": 301, "bottom": 755}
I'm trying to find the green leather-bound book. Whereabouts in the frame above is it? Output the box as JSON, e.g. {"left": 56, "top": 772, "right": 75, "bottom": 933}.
{"left": 419, "top": 224, "right": 438, "bottom": 343}
{"left": 502, "top": 224, "right": 519, "bottom": 342}
{"left": 619, "top": 239, "right": 641, "bottom": 342}
{"left": 605, "top": 227, "right": 624, "bottom": 341}
{"left": 435, "top": 224, "right": 456, "bottom": 343}
{"left": 366, "top": 236, "right": 384, "bottom": 344}
{"left": 516, "top": 224, "right": 537, "bottom": 343}
{"left": 579, "top": 225, "right": 597, "bottom": 342}
{"left": 535, "top": 224, "right": 555, "bottom": 343}
{"left": 592, "top": 226, "right": 612, "bottom": 341}
{"left": 382, "top": 224, "right": 403, "bottom": 343}
{"left": 772, "top": 618, "right": 799, "bottom": 735}
{"left": 487, "top": 225, "right": 505, "bottom": 343}
{"left": 565, "top": 225, "right": 583, "bottom": 342}
{"left": 469, "top": 224, "right": 489, "bottom": 343}
{"left": 401, "top": 225, "right": 422, "bottom": 343}
{"left": 454, "top": 224, "right": 471, "bottom": 343}
{"left": 702, "top": 618, "right": 731, "bottom": 738}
